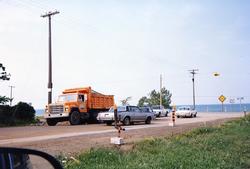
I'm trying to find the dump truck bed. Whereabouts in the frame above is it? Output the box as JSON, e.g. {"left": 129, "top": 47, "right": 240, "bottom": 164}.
{"left": 90, "top": 92, "right": 114, "bottom": 109}
{"left": 63, "top": 87, "right": 114, "bottom": 110}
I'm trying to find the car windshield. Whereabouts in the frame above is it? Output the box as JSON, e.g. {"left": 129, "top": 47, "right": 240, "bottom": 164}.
{"left": 57, "top": 94, "right": 78, "bottom": 102}
{"left": 152, "top": 105, "right": 162, "bottom": 109}
{"left": 108, "top": 106, "right": 127, "bottom": 112}
{"left": 117, "top": 106, "right": 127, "bottom": 112}
{"left": 140, "top": 107, "right": 151, "bottom": 112}
{"left": 108, "top": 107, "right": 114, "bottom": 112}
{"left": 178, "top": 107, "right": 190, "bottom": 110}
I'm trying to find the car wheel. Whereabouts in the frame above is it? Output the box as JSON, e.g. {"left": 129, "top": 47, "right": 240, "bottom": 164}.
{"left": 177, "top": 115, "right": 180, "bottom": 118}
{"left": 145, "top": 117, "right": 152, "bottom": 124}
{"left": 69, "top": 111, "right": 81, "bottom": 125}
{"left": 165, "top": 111, "right": 168, "bottom": 117}
{"left": 194, "top": 113, "right": 197, "bottom": 117}
{"left": 123, "top": 117, "right": 130, "bottom": 126}
{"left": 158, "top": 112, "right": 161, "bottom": 117}
{"left": 46, "top": 119, "right": 57, "bottom": 126}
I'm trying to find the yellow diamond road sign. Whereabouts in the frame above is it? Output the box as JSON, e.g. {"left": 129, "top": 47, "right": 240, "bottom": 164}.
{"left": 219, "top": 95, "right": 226, "bottom": 103}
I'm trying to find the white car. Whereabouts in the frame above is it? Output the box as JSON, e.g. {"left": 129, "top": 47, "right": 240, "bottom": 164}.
{"left": 176, "top": 107, "right": 197, "bottom": 118}
{"left": 151, "top": 105, "right": 169, "bottom": 117}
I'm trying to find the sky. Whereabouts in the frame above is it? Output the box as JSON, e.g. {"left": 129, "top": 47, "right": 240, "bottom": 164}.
{"left": 0, "top": 0, "right": 250, "bottom": 109}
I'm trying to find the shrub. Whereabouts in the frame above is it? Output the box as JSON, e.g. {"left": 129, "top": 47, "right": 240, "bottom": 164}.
{"left": 12, "top": 102, "right": 35, "bottom": 122}
{"left": 0, "top": 105, "right": 13, "bottom": 124}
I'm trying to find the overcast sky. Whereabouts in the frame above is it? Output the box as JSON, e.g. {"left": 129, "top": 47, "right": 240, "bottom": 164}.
{"left": 0, "top": 0, "right": 250, "bottom": 109}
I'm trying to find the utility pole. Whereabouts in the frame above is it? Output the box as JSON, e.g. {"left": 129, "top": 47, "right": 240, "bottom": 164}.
{"left": 189, "top": 69, "right": 198, "bottom": 110}
{"left": 160, "top": 74, "right": 162, "bottom": 107}
{"left": 41, "top": 11, "right": 59, "bottom": 104}
{"left": 9, "top": 85, "right": 15, "bottom": 106}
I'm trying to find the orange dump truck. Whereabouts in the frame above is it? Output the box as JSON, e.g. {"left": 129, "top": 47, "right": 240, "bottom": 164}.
{"left": 44, "top": 87, "right": 114, "bottom": 126}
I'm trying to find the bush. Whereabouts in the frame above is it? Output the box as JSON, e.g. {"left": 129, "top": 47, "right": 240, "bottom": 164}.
{"left": 0, "top": 102, "right": 35, "bottom": 126}
{"left": 12, "top": 102, "right": 35, "bottom": 121}
{"left": 0, "top": 105, "right": 13, "bottom": 124}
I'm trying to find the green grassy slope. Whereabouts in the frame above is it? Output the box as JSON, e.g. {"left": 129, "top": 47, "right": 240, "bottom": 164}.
{"left": 64, "top": 115, "right": 250, "bottom": 169}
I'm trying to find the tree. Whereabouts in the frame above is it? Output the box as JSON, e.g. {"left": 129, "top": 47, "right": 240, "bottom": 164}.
{"left": 0, "top": 96, "right": 11, "bottom": 105}
{"left": 137, "top": 87, "right": 172, "bottom": 108}
{"left": 0, "top": 63, "right": 11, "bottom": 80}
{"left": 120, "top": 96, "right": 132, "bottom": 106}
{"left": 138, "top": 96, "right": 148, "bottom": 106}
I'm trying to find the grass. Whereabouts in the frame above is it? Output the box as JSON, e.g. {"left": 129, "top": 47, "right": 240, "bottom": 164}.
{"left": 63, "top": 115, "right": 250, "bottom": 169}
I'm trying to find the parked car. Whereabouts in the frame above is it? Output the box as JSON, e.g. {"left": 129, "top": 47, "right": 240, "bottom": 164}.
{"left": 176, "top": 107, "right": 197, "bottom": 118}
{"left": 97, "top": 105, "right": 155, "bottom": 125}
{"left": 139, "top": 106, "right": 154, "bottom": 114}
{"left": 151, "top": 105, "right": 169, "bottom": 117}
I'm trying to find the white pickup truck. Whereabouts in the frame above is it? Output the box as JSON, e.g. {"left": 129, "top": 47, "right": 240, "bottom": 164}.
{"left": 151, "top": 105, "right": 169, "bottom": 117}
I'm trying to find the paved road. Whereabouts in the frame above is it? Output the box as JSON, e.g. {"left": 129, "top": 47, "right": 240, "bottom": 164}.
{"left": 0, "top": 112, "right": 242, "bottom": 146}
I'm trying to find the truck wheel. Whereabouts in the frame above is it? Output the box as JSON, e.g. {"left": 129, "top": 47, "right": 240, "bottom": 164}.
{"left": 145, "top": 117, "right": 151, "bottom": 124}
{"left": 46, "top": 119, "right": 57, "bottom": 126}
{"left": 70, "top": 111, "right": 81, "bottom": 125}
{"left": 123, "top": 117, "right": 130, "bottom": 126}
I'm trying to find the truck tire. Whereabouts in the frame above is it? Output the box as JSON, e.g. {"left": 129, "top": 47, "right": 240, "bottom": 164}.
{"left": 145, "top": 117, "right": 151, "bottom": 124}
{"left": 46, "top": 119, "right": 57, "bottom": 126}
{"left": 123, "top": 117, "right": 130, "bottom": 126}
{"left": 70, "top": 111, "right": 81, "bottom": 125}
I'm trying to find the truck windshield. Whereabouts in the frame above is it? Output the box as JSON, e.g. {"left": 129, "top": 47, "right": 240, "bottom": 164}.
{"left": 58, "top": 94, "right": 78, "bottom": 102}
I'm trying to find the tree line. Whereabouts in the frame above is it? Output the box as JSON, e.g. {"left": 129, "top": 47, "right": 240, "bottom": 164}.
{"left": 121, "top": 87, "right": 172, "bottom": 108}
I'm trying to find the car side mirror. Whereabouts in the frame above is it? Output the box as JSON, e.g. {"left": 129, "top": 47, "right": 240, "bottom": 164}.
{"left": 0, "top": 147, "right": 63, "bottom": 169}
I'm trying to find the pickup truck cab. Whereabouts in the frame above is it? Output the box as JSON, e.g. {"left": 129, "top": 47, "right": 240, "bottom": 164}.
{"left": 151, "top": 105, "right": 168, "bottom": 117}
{"left": 97, "top": 105, "right": 155, "bottom": 125}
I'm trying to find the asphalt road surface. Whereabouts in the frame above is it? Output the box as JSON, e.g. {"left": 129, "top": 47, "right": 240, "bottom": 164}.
{"left": 0, "top": 112, "right": 244, "bottom": 156}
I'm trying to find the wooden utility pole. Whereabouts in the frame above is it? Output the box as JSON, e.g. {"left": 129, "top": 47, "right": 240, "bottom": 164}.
{"left": 160, "top": 74, "right": 162, "bottom": 107}
{"left": 189, "top": 69, "right": 198, "bottom": 110}
{"left": 41, "top": 11, "right": 59, "bottom": 104}
{"left": 9, "top": 85, "right": 15, "bottom": 106}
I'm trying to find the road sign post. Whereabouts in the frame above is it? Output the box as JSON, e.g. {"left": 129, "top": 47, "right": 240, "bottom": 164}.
{"left": 218, "top": 95, "right": 226, "bottom": 112}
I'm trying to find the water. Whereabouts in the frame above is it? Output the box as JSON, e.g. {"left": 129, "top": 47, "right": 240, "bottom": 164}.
{"left": 177, "top": 103, "right": 250, "bottom": 112}
{"left": 35, "top": 103, "right": 249, "bottom": 116}
{"left": 35, "top": 109, "right": 44, "bottom": 116}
